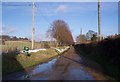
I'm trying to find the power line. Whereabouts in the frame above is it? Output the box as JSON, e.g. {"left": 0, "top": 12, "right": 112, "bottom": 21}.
{"left": 2, "top": 4, "right": 32, "bottom": 6}
{"left": 34, "top": 4, "right": 49, "bottom": 24}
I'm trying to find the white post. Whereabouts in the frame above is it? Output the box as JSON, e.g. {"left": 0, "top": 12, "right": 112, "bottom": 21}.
{"left": 98, "top": 0, "right": 101, "bottom": 40}
{"left": 32, "top": 0, "right": 34, "bottom": 49}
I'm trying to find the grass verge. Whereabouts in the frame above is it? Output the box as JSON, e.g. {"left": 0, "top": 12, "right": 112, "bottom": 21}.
{"left": 2, "top": 48, "right": 58, "bottom": 76}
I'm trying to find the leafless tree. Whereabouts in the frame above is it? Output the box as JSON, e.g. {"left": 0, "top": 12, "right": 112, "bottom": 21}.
{"left": 47, "top": 20, "right": 74, "bottom": 46}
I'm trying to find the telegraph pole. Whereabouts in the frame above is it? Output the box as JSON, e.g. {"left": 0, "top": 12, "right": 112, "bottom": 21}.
{"left": 32, "top": 0, "right": 34, "bottom": 49}
{"left": 98, "top": 0, "right": 101, "bottom": 40}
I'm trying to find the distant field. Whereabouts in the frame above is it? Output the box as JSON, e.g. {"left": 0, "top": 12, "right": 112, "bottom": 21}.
{"left": 1, "top": 41, "right": 41, "bottom": 52}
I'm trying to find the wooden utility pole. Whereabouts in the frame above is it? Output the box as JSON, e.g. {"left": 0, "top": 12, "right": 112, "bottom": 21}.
{"left": 98, "top": 0, "right": 101, "bottom": 40}
{"left": 32, "top": 0, "right": 34, "bottom": 49}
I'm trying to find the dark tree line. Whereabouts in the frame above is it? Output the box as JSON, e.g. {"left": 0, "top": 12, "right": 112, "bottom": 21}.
{"left": 1, "top": 35, "right": 29, "bottom": 44}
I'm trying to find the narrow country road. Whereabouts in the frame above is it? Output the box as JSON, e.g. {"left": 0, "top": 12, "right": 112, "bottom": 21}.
{"left": 48, "top": 46, "right": 106, "bottom": 80}
{"left": 3, "top": 46, "right": 107, "bottom": 80}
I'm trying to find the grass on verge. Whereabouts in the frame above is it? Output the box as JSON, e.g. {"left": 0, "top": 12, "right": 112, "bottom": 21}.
{"left": 2, "top": 48, "right": 58, "bottom": 76}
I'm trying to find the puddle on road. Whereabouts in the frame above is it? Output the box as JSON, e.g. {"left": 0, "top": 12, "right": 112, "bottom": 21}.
{"left": 4, "top": 57, "right": 58, "bottom": 80}
{"left": 31, "top": 58, "right": 57, "bottom": 75}
{"left": 4, "top": 55, "right": 94, "bottom": 80}
{"left": 20, "top": 58, "right": 58, "bottom": 80}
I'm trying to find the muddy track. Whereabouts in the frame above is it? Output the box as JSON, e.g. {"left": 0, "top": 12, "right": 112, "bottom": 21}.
{"left": 3, "top": 46, "right": 107, "bottom": 80}
{"left": 48, "top": 46, "right": 107, "bottom": 80}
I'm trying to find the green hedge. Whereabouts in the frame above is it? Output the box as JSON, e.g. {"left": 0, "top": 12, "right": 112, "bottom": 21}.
{"left": 74, "top": 36, "right": 120, "bottom": 80}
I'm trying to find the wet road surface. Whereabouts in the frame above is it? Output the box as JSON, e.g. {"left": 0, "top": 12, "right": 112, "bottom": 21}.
{"left": 3, "top": 47, "right": 106, "bottom": 80}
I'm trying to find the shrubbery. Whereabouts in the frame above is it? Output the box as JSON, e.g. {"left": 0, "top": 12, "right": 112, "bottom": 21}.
{"left": 74, "top": 34, "right": 120, "bottom": 80}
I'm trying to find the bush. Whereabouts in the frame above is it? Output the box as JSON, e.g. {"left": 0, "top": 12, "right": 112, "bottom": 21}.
{"left": 91, "top": 34, "right": 97, "bottom": 41}
{"left": 74, "top": 34, "right": 120, "bottom": 80}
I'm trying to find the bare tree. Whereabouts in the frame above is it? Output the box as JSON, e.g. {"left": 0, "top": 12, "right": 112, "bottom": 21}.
{"left": 47, "top": 20, "right": 74, "bottom": 46}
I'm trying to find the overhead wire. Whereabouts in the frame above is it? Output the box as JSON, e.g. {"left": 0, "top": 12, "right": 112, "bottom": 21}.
{"left": 2, "top": 4, "right": 32, "bottom": 6}
{"left": 34, "top": 3, "right": 52, "bottom": 41}
{"left": 34, "top": 3, "right": 51, "bottom": 25}
{"left": 3, "top": 3, "right": 51, "bottom": 25}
